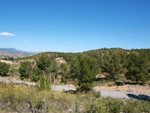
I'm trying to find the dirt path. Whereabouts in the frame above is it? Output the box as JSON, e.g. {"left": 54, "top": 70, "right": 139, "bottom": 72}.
{"left": 95, "top": 85, "right": 150, "bottom": 94}
{"left": 94, "top": 88, "right": 150, "bottom": 100}
{"left": 0, "top": 77, "right": 150, "bottom": 100}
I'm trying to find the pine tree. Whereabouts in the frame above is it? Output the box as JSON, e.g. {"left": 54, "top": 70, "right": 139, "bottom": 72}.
{"left": 19, "top": 61, "right": 33, "bottom": 78}
{"left": 0, "top": 61, "right": 10, "bottom": 76}
{"left": 126, "top": 54, "right": 150, "bottom": 84}
{"left": 36, "top": 54, "right": 58, "bottom": 82}
{"left": 70, "top": 54, "right": 99, "bottom": 91}
{"left": 39, "top": 74, "right": 51, "bottom": 90}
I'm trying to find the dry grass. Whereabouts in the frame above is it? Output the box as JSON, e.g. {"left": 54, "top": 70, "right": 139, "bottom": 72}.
{"left": 0, "top": 83, "right": 150, "bottom": 113}
{"left": 0, "top": 60, "right": 15, "bottom": 64}
{"left": 0, "top": 83, "right": 76, "bottom": 113}
{"left": 95, "top": 85, "right": 150, "bottom": 94}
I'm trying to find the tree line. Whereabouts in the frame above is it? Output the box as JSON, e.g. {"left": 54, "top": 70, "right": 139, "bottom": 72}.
{"left": 84, "top": 48, "right": 150, "bottom": 84}
{"left": 1, "top": 48, "right": 150, "bottom": 91}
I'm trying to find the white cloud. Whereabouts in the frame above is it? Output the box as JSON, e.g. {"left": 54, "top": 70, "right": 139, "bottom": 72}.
{"left": 0, "top": 32, "right": 15, "bottom": 37}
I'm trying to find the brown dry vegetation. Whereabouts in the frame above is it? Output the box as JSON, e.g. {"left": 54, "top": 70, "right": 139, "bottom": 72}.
{"left": 0, "top": 60, "right": 16, "bottom": 65}
{"left": 55, "top": 57, "right": 67, "bottom": 64}
{"left": 95, "top": 85, "right": 150, "bottom": 94}
{"left": 0, "top": 83, "right": 150, "bottom": 113}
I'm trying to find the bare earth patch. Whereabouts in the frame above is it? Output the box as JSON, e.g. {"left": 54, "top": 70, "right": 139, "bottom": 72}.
{"left": 0, "top": 60, "right": 15, "bottom": 64}
{"left": 95, "top": 85, "right": 150, "bottom": 94}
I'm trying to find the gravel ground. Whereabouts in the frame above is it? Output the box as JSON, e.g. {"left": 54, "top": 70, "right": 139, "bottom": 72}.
{"left": 94, "top": 88, "right": 150, "bottom": 100}
{"left": 51, "top": 85, "right": 76, "bottom": 91}
{"left": 0, "top": 77, "right": 36, "bottom": 85}
{"left": 0, "top": 77, "right": 150, "bottom": 100}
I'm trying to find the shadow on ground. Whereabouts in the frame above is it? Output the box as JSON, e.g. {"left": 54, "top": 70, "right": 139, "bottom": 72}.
{"left": 127, "top": 93, "right": 150, "bottom": 101}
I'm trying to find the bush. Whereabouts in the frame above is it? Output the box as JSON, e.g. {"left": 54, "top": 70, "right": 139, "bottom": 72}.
{"left": 0, "top": 84, "right": 76, "bottom": 113}
{"left": 78, "top": 83, "right": 92, "bottom": 92}
{"left": 105, "top": 98, "right": 121, "bottom": 113}
{"left": 19, "top": 61, "right": 33, "bottom": 78}
{"left": 90, "top": 90, "right": 101, "bottom": 98}
{"left": 8, "top": 68, "right": 20, "bottom": 76}
{"left": 108, "top": 82, "right": 115, "bottom": 87}
{"left": 0, "top": 84, "right": 150, "bottom": 113}
{"left": 38, "top": 74, "right": 51, "bottom": 90}
{"left": 29, "top": 75, "right": 41, "bottom": 82}
{"left": 122, "top": 100, "right": 150, "bottom": 113}
{"left": 115, "top": 80, "right": 125, "bottom": 86}
{"left": 84, "top": 98, "right": 107, "bottom": 113}
{"left": 115, "top": 77, "right": 126, "bottom": 86}
{"left": 0, "top": 61, "right": 10, "bottom": 76}
{"left": 70, "top": 54, "right": 99, "bottom": 92}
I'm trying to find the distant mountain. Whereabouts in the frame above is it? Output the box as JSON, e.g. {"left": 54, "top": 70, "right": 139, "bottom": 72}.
{"left": 0, "top": 48, "right": 37, "bottom": 58}
{"left": 0, "top": 48, "right": 34, "bottom": 54}
{"left": 0, "top": 48, "right": 40, "bottom": 54}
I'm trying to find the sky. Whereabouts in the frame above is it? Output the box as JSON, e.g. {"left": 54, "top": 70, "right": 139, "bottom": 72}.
{"left": 0, "top": 0, "right": 150, "bottom": 52}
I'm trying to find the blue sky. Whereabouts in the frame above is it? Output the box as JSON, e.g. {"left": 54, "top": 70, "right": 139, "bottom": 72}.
{"left": 0, "top": 0, "right": 150, "bottom": 52}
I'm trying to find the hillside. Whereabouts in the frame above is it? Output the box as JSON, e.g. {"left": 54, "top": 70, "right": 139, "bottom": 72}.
{"left": 0, "top": 48, "right": 150, "bottom": 113}
{"left": 18, "top": 48, "right": 150, "bottom": 61}
{"left": 0, "top": 48, "right": 36, "bottom": 59}
{"left": 0, "top": 48, "right": 37, "bottom": 54}
{"left": 17, "top": 48, "right": 150, "bottom": 84}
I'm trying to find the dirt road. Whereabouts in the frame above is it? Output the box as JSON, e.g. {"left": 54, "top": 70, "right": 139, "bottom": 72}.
{"left": 0, "top": 77, "right": 149, "bottom": 100}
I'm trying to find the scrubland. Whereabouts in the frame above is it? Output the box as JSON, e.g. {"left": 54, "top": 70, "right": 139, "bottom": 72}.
{"left": 0, "top": 83, "right": 150, "bottom": 113}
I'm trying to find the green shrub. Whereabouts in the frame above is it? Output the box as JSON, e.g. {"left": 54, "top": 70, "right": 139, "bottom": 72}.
{"left": 108, "top": 82, "right": 115, "bottom": 87}
{"left": 38, "top": 74, "right": 51, "bottom": 90}
{"left": 0, "top": 61, "right": 10, "bottom": 76}
{"left": 84, "top": 98, "right": 107, "bottom": 113}
{"left": 19, "top": 61, "right": 33, "bottom": 78}
{"left": 90, "top": 90, "right": 101, "bottom": 98}
{"left": 115, "top": 77, "right": 126, "bottom": 86}
{"left": 30, "top": 75, "right": 41, "bottom": 82}
{"left": 8, "top": 68, "right": 20, "bottom": 76}
{"left": 0, "top": 84, "right": 76, "bottom": 113}
{"left": 115, "top": 80, "right": 125, "bottom": 86}
{"left": 122, "top": 100, "right": 150, "bottom": 113}
{"left": 0, "top": 83, "right": 150, "bottom": 113}
{"left": 69, "top": 54, "right": 99, "bottom": 92}
{"left": 104, "top": 98, "right": 121, "bottom": 113}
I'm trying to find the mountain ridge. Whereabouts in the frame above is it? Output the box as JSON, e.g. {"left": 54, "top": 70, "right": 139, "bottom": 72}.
{"left": 0, "top": 48, "right": 37, "bottom": 58}
{"left": 0, "top": 48, "right": 37, "bottom": 54}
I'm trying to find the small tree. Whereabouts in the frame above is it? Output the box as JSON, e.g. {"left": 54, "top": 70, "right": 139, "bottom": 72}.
{"left": 30, "top": 66, "right": 43, "bottom": 82}
{"left": 36, "top": 54, "right": 54, "bottom": 71}
{"left": 39, "top": 74, "right": 51, "bottom": 90}
{"left": 61, "top": 63, "right": 70, "bottom": 83}
{"left": 0, "top": 61, "right": 10, "bottom": 76}
{"left": 69, "top": 57, "right": 80, "bottom": 79}
{"left": 32, "top": 66, "right": 43, "bottom": 76}
{"left": 70, "top": 54, "right": 99, "bottom": 92}
{"left": 19, "top": 61, "right": 33, "bottom": 79}
{"left": 103, "top": 54, "right": 126, "bottom": 80}
{"left": 36, "top": 54, "right": 58, "bottom": 82}
{"left": 126, "top": 54, "right": 150, "bottom": 84}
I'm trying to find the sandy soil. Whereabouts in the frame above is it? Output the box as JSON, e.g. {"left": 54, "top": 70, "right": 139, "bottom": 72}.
{"left": 0, "top": 60, "right": 15, "bottom": 64}
{"left": 95, "top": 85, "right": 150, "bottom": 94}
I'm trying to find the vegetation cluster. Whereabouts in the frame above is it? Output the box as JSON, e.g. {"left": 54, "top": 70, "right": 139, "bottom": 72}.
{"left": 0, "top": 48, "right": 150, "bottom": 112}
{"left": 16, "top": 48, "right": 150, "bottom": 86}
{"left": 0, "top": 83, "right": 150, "bottom": 113}
{"left": 1, "top": 48, "right": 150, "bottom": 90}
